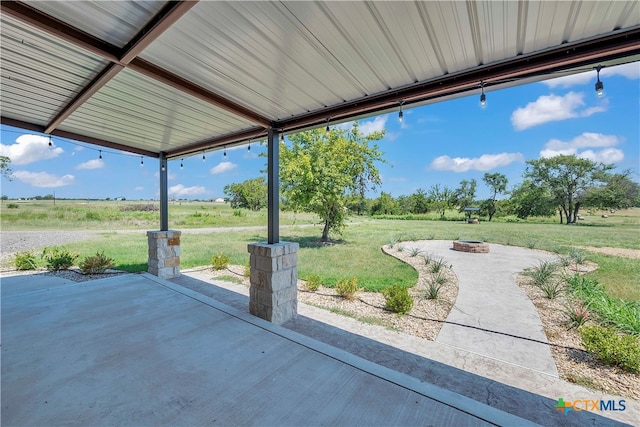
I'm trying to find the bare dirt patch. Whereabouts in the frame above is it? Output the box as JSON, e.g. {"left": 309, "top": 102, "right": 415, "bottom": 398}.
{"left": 578, "top": 246, "right": 640, "bottom": 260}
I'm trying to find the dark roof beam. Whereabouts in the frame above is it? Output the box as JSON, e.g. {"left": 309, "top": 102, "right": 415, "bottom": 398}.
{"left": 276, "top": 27, "right": 640, "bottom": 133}
{"left": 1, "top": 116, "right": 160, "bottom": 158}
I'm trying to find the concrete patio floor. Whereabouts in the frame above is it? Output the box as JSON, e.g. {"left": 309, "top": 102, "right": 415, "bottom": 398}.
{"left": 2, "top": 272, "right": 633, "bottom": 426}
{"left": 2, "top": 272, "right": 531, "bottom": 426}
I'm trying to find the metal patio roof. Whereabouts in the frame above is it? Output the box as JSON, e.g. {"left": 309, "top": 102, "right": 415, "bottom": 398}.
{"left": 1, "top": 0, "right": 639, "bottom": 160}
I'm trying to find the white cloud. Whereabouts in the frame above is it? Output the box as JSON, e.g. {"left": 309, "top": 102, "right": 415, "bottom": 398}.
{"left": 539, "top": 132, "right": 624, "bottom": 163}
{"left": 134, "top": 186, "right": 144, "bottom": 191}
{"left": 13, "top": 170, "right": 75, "bottom": 188}
{"left": 76, "top": 159, "right": 104, "bottom": 170}
{"left": 511, "top": 92, "right": 606, "bottom": 130}
{"left": 168, "top": 184, "right": 207, "bottom": 197}
{"left": 359, "top": 116, "right": 388, "bottom": 135}
{"left": 210, "top": 161, "right": 237, "bottom": 175}
{"left": 543, "top": 62, "right": 640, "bottom": 88}
{"left": 0, "top": 134, "right": 64, "bottom": 165}
{"left": 430, "top": 152, "right": 524, "bottom": 172}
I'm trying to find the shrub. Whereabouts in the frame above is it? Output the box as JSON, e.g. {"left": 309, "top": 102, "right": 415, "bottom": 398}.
{"left": 233, "top": 209, "right": 246, "bottom": 217}
{"left": 336, "top": 277, "right": 359, "bottom": 300}
{"left": 564, "top": 302, "right": 589, "bottom": 329}
{"left": 382, "top": 285, "right": 413, "bottom": 314}
{"left": 14, "top": 251, "right": 37, "bottom": 270}
{"left": 408, "top": 247, "right": 422, "bottom": 257}
{"left": 429, "top": 256, "right": 447, "bottom": 274}
{"left": 567, "top": 248, "right": 587, "bottom": 265}
{"left": 79, "top": 251, "right": 115, "bottom": 274}
{"left": 7, "top": 203, "right": 18, "bottom": 208}
{"left": 539, "top": 280, "right": 564, "bottom": 299}
{"left": 565, "top": 274, "right": 640, "bottom": 335}
{"left": 580, "top": 326, "right": 640, "bottom": 373}
{"left": 524, "top": 259, "right": 559, "bottom": 287}
{"left": 305, "top": 274, "right": 322, "bottom": 292}
{"left": 211, "top": 253, "right": 230, "bottom": 270}
{"left": 119, "top": 204, "right": 159, "bottom": 212}
{"left": 42, "top": 246, "right": 78, "bottom": 271}
{"left": 425, "top": 272, "right": 447, "bottom": 300}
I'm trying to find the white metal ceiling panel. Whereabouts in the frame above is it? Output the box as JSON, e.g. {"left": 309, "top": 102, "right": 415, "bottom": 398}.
{"left": 140, "top": 1, "right": 366, "bottom": 120}
{"left": 0, "top": 14, "right": 108, "bottom": 126}
{"left": 59, "top": 68, "right": 257, "bottom": 153}
{"left": 22, "top": 0, "right": 169, "bottom": 48}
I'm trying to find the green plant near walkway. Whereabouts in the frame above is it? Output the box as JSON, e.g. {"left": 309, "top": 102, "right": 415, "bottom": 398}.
{"left": 428, "top": 256, "right": 447, "bottom": 274}
{"left": 304, "top": 274, "right": 322, "bottom": 292}
{"left": 564, "top": 301, "right": 589, "bottom": 329}
{"left": 42, "top": 246, "right": 77, "bottom": 271}
{"left": 567, "top": 248, "right": 588, "bottom": 264}
{"left": 382, "top": 285, "right": 413, "bottom": 314}
{"left": 14, "top": 251, "right": 38, "bottom": 270}
{"left": 539, "top": 279, "right": 564, "bottom": 299}
{"left": 565, "top": 274, "right": 640, "bottom": 335}
{"left": 580, "top": 326, "right": 640, "bottom": 373}
{"left": 523, "top": 259, "right": 559, "bottom": 287}
{"left": 79, "top": 251, "right": 115, "bottom": 274}
{"left": 336, "top": 277, "right": 359, "bottom": 300}
{"left": 408, "top": 247, "right": 422, "bottom": 257}
{"left": 211, "top": 254, "right": 230, "bottom": 271}
{"left": 425, "top": 272, "right": 448, "bottom": 300}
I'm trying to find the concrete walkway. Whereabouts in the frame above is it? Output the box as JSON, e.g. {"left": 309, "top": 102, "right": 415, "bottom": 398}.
{"left": 405, "top": 241, "right": 559, "bottom": 376}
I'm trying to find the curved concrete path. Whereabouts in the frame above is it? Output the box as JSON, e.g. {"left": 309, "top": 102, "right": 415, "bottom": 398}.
{"left": 405, "top": 240, "right": 559, "bottom": 376}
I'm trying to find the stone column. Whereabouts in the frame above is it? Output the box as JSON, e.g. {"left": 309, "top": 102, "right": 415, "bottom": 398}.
{"left": 247, "top": 242, "right": 299, "bottom": 324}
{"left": 147, "top": 230, "right": 181, "bottom": 279}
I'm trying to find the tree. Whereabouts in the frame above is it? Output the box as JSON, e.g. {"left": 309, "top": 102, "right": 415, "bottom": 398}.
{"left": 506, "top": 179, "right": 556, "bottom": 219}
{"left": 370, "top": 192, "right": 398, "bottom": 215}
{"left": 583, "top": 170, "right": 639, "bottom": 210}
{"left": 525, "top": 155, "right": 612, "bottom": 224}
{"left": 409, "top": 189, "right": 430, "bottom": 214}
{"left": 1, "top": 156, "right": 12, "bottom": 180}
{"left": 453, "top": 179, "right": 477, "bottom": 219}
{"left": 482, "top": 173, "right": 508, "bottom": 221}
{"left": 428, "top": 184, "right": 455, "bottom": 217}
{"left": 223, "top": 177, "right": 267, "bottom": 211}
{"left": 280, "top": 123, "right": 385, "bottom": 242}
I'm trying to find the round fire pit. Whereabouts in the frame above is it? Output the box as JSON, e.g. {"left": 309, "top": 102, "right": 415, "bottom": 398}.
{"left": 453, "top": 240, "right": 489, "bottom": 253}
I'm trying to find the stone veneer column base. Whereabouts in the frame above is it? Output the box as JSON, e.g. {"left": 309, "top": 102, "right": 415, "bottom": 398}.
{"left": 147, "top": 230, "right": 181, "bottom": 279}
{"left": 247, "top": 242, "right": 299, "bottom": 324}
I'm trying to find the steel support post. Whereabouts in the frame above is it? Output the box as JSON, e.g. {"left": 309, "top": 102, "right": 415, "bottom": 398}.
{"left": 267, "top": 128, "right": 279, "bottom": 244}
{"left": 159, "top": 151, "right": 168, "bottom": 231}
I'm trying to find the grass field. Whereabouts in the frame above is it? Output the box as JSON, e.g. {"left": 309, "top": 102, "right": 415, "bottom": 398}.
{"left": 2, "top": 200, "right": 638, "bottom": 300}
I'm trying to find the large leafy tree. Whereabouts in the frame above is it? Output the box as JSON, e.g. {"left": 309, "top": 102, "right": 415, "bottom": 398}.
{"left": 428, "top": 184, "right": 455, "bottom": 217}
{"left": 223, "top": 177, "right": 267, "bottom": 211}
{"left": 525, "top": 155, "right": 612, "bottom": 224}
{"left": 506, "top": 179, "right": 557, "bottom": 219}
{"left": 482, "top": 172, "right": 508, "bottom": 221}
{"left": 280, "top": 123, "right": 385, "bottom": 242}
{"left": 1, "top": 155, "right": 12, "bottom": 180}
{"left": 370, "top": 192, "right": 398, "bottom": 215}
{"left": 454, "top": 179, "right": 477, "bottom": 219}
{"left": 583, "top": 169, "right": 639, "bottom": 210}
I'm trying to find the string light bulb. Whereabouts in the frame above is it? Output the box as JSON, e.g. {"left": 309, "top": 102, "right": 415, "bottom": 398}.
{"left": 280, "top": 133, "right": 284, "bottom": 143}
{"left": 325, "top": 119, "right": 330, "bottom": 134}
{"left": 202, "top": 151, "right": 206, "bottom": 162}
{"left": 140, "top": 156, "right": 144, "bottom": 167}
{"left": 161, "top": 162, "right": 165, "bottom": 172}
{"left": 223, "top": 147, "right": 227, "bottom": 158}
{"left": 595, "top": 65, "right": 604, "bottom": 98}
{"left": 99, "top": 150, "right": 102, "bottom": 160}
{"left": 398, "top": 101, "right": 404, "bottom": 122}
{"left": 48, "top": 136, "right": 53, "bottom": 148}
{"left": 479, "top": 81, "right": 487, "bottom": 108}
{"left": 247, "top": 143, "right": 251, "bottom": 152}
{"left": 180, "top": 159, "right": 184, "bottom": 169}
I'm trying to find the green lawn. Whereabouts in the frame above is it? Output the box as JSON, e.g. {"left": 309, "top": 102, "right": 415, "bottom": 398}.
{"left": 3, "top": 200, "right": 638, "bottom": 300}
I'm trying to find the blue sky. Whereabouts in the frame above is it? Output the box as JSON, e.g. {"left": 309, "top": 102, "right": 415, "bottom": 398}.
{"left": 1, "top": 62, "right": 638, "bottom": 201}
